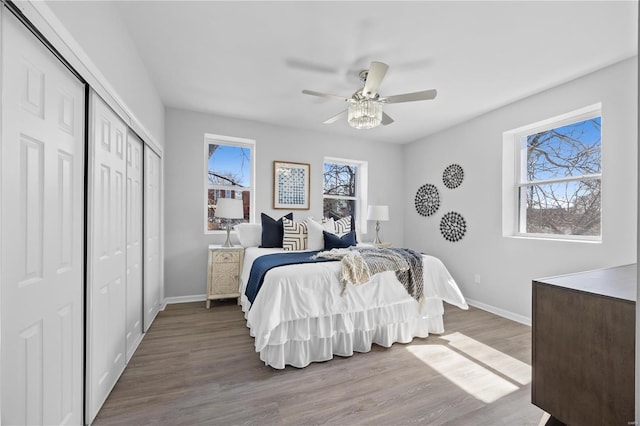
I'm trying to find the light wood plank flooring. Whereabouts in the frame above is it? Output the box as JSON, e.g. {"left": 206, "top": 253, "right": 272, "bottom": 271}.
{"left": 93, "top": 301, "right": 543, "bottom": 425}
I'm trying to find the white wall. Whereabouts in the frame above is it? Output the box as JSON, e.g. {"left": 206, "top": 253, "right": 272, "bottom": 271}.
{"left": 164, "top": 108, "right": 404, "bottom": 298}
{"left": 403, "top": 57, "right": 638, "bottom": 322}
{"left": 44, "top": 1, "right": 165, "bottom": 148}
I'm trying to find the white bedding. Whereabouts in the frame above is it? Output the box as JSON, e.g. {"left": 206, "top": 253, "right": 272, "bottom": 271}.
{"left": 240, "top": 246, "right": 468, "bottom": 369}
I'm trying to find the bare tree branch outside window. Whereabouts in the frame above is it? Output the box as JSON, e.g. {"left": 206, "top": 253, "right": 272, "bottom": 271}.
{"left": 522, "top": 117, "right": 601, "bottom": 236}
{"left": 323, "top": 162, "right": 357, "bottom": 219}
{"left": 207, "top": 143, "right": 252, "bottom": 231}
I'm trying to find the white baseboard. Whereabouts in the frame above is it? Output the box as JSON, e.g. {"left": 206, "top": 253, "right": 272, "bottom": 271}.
{"left": 126, "top": 332, "right": 145, "bottom": 363}
{"left": 163, "top": 294, "right": 207, "bottom": 307}
{"left": 465, "top": 298, "right": 531, "bottom": 326}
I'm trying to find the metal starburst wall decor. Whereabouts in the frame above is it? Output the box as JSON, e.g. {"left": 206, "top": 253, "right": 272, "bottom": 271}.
{"left": 442, "top": 164, "right": 464, "bottom": 189}
{"left": 440, "top": 211, "right": 467, "bottom": 242}
{"left": 414, "top": 183, "right": 440, "bottom": 217}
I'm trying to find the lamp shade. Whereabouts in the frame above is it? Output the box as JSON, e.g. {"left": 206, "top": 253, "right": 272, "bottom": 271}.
{"left": 215, "top": 198, "right": 244, "bottom": 219}
{"left": 367, "top": 205, "right": 389, "bottom": 221}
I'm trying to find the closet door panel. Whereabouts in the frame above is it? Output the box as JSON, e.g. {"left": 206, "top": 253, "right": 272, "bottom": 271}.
{"left": 126, "top": 131, "right": 143, "bottom": 360}
{"left": 87, "top": 92, "right": 127, "bottom": 423}
{"left": 1, "top": 11, "right": 84, "bottom": 425}
{"left": 144, "top": 148, "right": 162, "bottom": 331}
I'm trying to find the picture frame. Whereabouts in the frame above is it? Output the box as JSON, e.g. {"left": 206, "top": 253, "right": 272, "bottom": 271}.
{"left": 273, "top": 161, "right": 310, "bottom": 210}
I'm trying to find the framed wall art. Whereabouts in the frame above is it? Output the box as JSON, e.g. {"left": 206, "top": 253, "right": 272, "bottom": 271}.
{"left": 273, "top": 161, "right": 310, "bottom": 210}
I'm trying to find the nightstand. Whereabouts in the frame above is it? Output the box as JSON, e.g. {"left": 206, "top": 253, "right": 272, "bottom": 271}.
{"left": 206, "top": 245, "right": 244, "bottom": 308}
{"left": 374, "top": 242, "right": 393, "bottom": 248}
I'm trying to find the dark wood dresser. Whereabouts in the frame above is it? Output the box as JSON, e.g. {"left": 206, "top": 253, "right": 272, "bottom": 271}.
{"left": 532, "top": 264, "right": 636, "bottom": 426}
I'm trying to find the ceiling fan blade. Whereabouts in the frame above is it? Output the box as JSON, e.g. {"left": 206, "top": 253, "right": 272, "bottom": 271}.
{"left": 362, "top": 61, "right": 389, "bottom": 98}
{"left": 383, "top": 89, "right": 437, "bottom": 104}
{"left": 381, "top": 112, "right": 394, "bottom": 125}
{"left": 302, "top": 89, "right": 349, "bottom": 102}
{"left": 323, "top": 110, "right": 348, "bottom": 124}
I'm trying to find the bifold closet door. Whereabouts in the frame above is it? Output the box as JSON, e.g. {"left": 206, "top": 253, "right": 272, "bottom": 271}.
{"left": 144, "top": 148, "right": 162, "bottom": 331}
{"left": 126, "top": 131, "right": 143, "bottom": 361}
{"left": 87, "top": 92, "right": 127, "bottom": 422}
{"left": 1, "top": 10, "right": 85, "bottom": 425}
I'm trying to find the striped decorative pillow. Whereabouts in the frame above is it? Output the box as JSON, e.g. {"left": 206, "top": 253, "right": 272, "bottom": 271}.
{"left": 334, "top": 216, "right": 352, "bottom": 236}
{"left": 282, "top": 217, "right": 308, "bottom": 251}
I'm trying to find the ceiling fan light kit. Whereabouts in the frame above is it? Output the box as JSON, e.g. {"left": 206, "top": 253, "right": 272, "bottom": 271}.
{"left": 348, "top": 98, "right": 382, "bottom": 129}
{"left": 302, "top": 60, "right": 437, "bottom": 130}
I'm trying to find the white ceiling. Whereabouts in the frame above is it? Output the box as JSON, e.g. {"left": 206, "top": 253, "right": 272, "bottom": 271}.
{"left": 114, "top": 1, "right": 637, "bottom": 144}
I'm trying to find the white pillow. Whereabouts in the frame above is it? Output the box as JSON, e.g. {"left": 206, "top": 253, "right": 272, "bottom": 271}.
{"left": 305, "top": 217, "right": 335, "bottom": 251}
{"left": 233, "top": 223, "right": 262, "bottom": 247}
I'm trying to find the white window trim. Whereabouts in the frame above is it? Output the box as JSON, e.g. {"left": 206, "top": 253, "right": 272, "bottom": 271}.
{"left": 502, "top": 103, "right": 602, "bottom": 242}
{"left": 323, "top": 156, "right": 368, "bottom": 235}
{"left": 203, "top": 133, "right": 256, "bottom": 234}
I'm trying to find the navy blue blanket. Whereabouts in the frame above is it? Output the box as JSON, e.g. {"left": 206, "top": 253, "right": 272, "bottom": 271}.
{"left": 245, "top": 251, "right": 338, "bottom": 305}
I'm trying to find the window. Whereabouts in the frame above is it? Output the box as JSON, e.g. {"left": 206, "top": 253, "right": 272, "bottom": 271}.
{"left": 204, "top": 134, "right": 255, "bottom": 233}
{"left": 323, "top": 157, "right": 368, "bottom": 233}
{"left": 503, "top": 104, "right": 601, "bottom": 240}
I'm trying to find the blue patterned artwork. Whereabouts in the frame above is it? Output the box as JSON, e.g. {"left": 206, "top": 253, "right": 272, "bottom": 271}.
{"left": 278, "top": 167, "right": 306, "bottom": 204}
{"left": 274, "top": 161, "right": 310, "bottom": 209}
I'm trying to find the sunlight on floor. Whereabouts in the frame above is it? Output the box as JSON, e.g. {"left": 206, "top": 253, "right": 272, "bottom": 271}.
{"left": 406, "top": 332, "right": 532, "bottom": 403}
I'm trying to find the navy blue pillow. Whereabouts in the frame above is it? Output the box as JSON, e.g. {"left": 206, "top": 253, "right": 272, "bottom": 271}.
{"left": 323, "top": 230, "right": 356, "bottom": 250}
{"left": 260, "top": 212, "right": 293, "bottom": 248}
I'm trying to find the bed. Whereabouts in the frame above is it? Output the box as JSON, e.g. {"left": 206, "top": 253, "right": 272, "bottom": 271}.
{"left": 239, "top": 246, "right": 468, "bottom": 369}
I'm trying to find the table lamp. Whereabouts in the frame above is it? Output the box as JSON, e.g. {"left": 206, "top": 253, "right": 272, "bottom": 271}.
{"left": 367, "top": 205, "right": 389, "bottom": 245}
{"left": 215, "top": 198, "right": 244, "bottom": 247}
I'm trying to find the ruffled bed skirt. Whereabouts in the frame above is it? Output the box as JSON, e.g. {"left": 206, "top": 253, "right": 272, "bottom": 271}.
{"left": 244, "top": 296, "right": 445, "bottom": 369}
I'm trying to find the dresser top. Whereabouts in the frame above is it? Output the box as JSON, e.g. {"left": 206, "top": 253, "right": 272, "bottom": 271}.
{"left": 534, "top": 264, "right": 637, "bottom": 302}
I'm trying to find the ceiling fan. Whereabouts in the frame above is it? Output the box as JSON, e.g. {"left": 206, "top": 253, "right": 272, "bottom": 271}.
{"left": 302, "top": 61, "right": 437, "bottom": 130}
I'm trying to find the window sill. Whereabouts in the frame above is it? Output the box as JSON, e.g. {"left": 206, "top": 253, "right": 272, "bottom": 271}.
{"left": 205, "top": 229, "right": 234, "bottom": 235}
{"left": 504, "top": 234, "right": 602, "bottom": 244}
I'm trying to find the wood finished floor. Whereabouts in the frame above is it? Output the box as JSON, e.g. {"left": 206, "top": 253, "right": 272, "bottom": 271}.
{"left": 93, "top": 301, "right": 543, "bottom": 425}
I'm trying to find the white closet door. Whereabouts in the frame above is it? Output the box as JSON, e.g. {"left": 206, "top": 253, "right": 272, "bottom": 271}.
{"left": 126, "top": 131, "right": 143, "bottom": 361}
{"left": 144, "top": 148, "right": 162, "bottom": 331}
{"left": 86, "top": 92, "right": 127, "bottom": 422}
{"left": 1, "top": 11, "right": 85, "bottom": 425}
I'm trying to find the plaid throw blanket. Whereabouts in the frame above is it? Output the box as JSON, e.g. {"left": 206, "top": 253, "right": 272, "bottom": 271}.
{"left": 315, "top": 247, "right": 424, "bottom": 303}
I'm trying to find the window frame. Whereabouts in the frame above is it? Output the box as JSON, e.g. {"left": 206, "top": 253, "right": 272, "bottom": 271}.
{"left": 203, "top": 133, "right": 255, "bottom": 234}
{"left": 503, "top": 104, "right": 602, "bottom": 242}
{"left": 322, "top": 156, "right": 368, "bottom": 234}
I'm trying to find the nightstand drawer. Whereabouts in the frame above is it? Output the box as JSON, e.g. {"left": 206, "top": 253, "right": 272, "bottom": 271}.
{"left": 211, "top": 262, "right": 239, "bottom": 276}
{"left": 213, "top": 250, "right": 241, "bottom": 264}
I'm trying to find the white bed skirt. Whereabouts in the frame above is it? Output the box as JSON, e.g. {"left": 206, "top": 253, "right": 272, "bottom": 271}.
{"left": 239, "top": 248, "right": 467, "bottom": 369}
{"left": 244, "top": 295, "right": 445, "bottom": 369}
